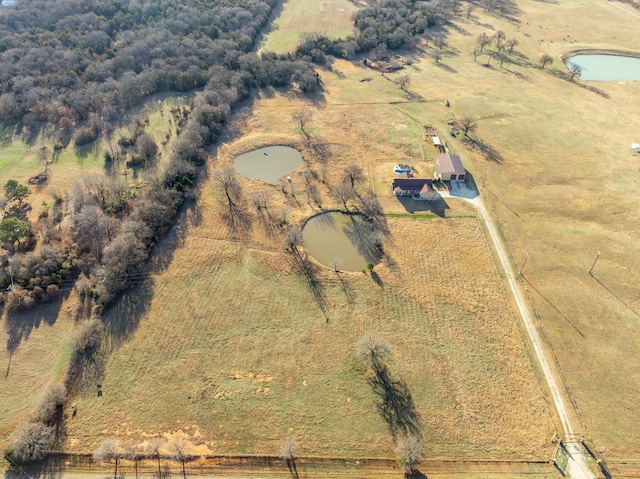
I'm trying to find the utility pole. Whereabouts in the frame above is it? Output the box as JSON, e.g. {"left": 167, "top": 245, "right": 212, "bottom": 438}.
{"left": 519, "top": 252, "right": 529, "bottom": 276}
{"left": 589, "top": 250, "right": 601, "bottom": 276}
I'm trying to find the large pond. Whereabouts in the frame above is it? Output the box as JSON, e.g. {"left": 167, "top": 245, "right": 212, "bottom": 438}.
{"left": 233, "top": 145, "right": 303, "bottom": 185}
{"left": 566, "top": 54, "right": 640, "bottom": 81}
{"left": 302, "top": 211, "right": 381, "bottom": 272}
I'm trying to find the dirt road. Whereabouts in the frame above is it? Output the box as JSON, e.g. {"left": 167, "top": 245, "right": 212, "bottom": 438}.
{"left": 446, "top": 182, "right": 594, "bottom": 479}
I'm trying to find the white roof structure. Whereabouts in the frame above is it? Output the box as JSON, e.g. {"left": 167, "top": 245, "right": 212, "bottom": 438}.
{"left": 432, "top": 136, "right": 442, "bottom": 146}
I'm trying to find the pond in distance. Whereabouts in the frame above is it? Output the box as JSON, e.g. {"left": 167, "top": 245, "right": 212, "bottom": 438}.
{"left": 233, "top": 145, "right": 303, "bottom": 185}
{"left": 566, "top": 54, "right": 640, "bottom": 81}
{"left": 302, "top": 211, "right": 381, "bottom": 272}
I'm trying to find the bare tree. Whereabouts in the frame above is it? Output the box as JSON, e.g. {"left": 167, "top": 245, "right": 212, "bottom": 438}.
{"left": 283, "top": 226, "right": 303, "bottom": 255}
{"left": 539, "top": 53, "right": 554, "bottom": 69}
{"left": 395, "top": 435, "right": 424, "bottom": 474}
{"left": 5, "top": 422, "right": 54, "bottom": 465}
{"left": 145, "top": 437, "right": 165, "bottom": 478}
{"left": 430, "top": 49, "right": 444, "bottom": 64}
{"left": 292, "top": 108, "right": 313, "bottom": 135}
{"left": 280, "top": 436, "right": 301, "bottom": 479}
{"left": 493, "top": 30, "right": 506, "bottom": 42}
{"left": 476, "top": 32, "right": 491, "bottom": 53}
{"left": 466, "top": 3, "right": 475, "bottom": 18}
{"left": 394, "top": 74, "right": 411, "bottom": 91}
{"left": 33, "top": 382, "right": 67, "bottom": 423}
{"left": 330, "top": 184, "right": 356, "bottom": 211}
{"left": 455, "top": 117, "right": 478, "bottom": 137}
{"left": 212, "top": 166, "right": 248, "bottom": 231}
{"left": 124, "top": 441, "right": 143, "bottom": 479}
{"left": 304, "top": 182, "right": 321, "bottom": 207}
{"left": 505, "top": 38, "right": 519, "bottom": 55}
{"left": 568, "top": 63, "right": 582, "bottom": 81}
{"left": 249, "top": 190, "right": 272, "bottom": 214}
{"left": 433, "top": 36, "right": 448, "bottom": 50}
{"left": 485, "top": 50, "right": 494, "bottom": 66}
{"left": 213, "top": 167, "right": 242, "bottom": 207}
{"left": 93, "top": 438, "right": 123, "bottom": 479}
{"left": 329, "top": 257, "right": 343, "bottom": 272}
{"left": 357, "top": 332, "right": 390, "bottom": 368}
{"left": 497, "top": 51, "right": 507, "bottom": 67}
{"left": 343, "top": 164, "right": 365, "bottom": 189}
{"left": 168, "top": 437, "right": 192, "bottom": 479}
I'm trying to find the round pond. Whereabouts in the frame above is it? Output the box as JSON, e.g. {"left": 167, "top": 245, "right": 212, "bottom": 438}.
{"left": 302, "top": 211, "right": 381, "bottom": 272}
{"left": 566, "top": 54, "right": 640, "bottom": 81}
{"left": 233, "top": 145, "right": 303, "bottom": 185}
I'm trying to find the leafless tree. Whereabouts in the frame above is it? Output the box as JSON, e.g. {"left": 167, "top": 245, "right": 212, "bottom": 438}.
{"left": 292, "top": 108, "right": 313, "bottom": 135}
{"left": 124, "top": 441, "right": 143, "bottom": 479}
{"left": 394, "top": 74, "right": 411, "bottom": 91}
{"left": 476, "top": 32, "right": 491, "bottom": 53}
{"left": 168, "top": 438, "right": 192, "bottom": 479}
{"left": 330, "top": 184, "right": 356, "bottom": 211}
{"left": 497, "top": 51, "right": 507, "bottom": 67}
{"left": 146, "top": 437, "right": 165, "bottom": 478}
{"left": 283, "top": 226, "right": 303, "bottom": 255}
{"left": 249, "top": 190, "right": 272, "bottom": 214}
{"left": 395, "top": 435, "right": 424, "bottom": 474}
{"left": 455, "top": 117, "right": 478, "bottom": 137}
{"left": 433, "top": 36, "right": 448, "bottom": 50}
{"left": 430, "top": 49, "right": 444, "bottom": 64}
{"left": 568, "top": 63, "right": 582, "bottom": 81}
{"left": 80, "top": 175, "right": 130, "bottom": 214}
{"left": 280, "top": 436, "right": 301, "bottom": 479}
{"left": 493, "top": 30, "right": 506, "bottom": 42}
{"left": 466, "top": 3, "right": 475, "bottom": 18}
{"left": 134, "top": 132, "right": 159, "bottom": 166}
{"left": 212, "top": 167, "right": 249, "bottom": 231}
{"left": 343, "top": 164, "right": 365, "bottom": 189}
{"left": 93, "top": 438, "right": 123, "bottom": 479}
{"left": 485, "top": 50, "right": 494, "bottom": 66}
{"left": 33, "top": 382, "right": 67, "bottom": 424}
{"left": 357, "top": 332, "right": 390, "bottom": 369}
{"left": 213, "top": 167, "right": 242, "bottom": 207}
{"left": 73, "top": 204, "right": 119, "bottom": 261}
{"left": 539, "top": 53, "right": 554, "bottom": 69}
{"left": 304, "top": 182, "right": 321, "bottom": 207}
{"left": 329, "top": 257, "right": 343, "bottom": 272}
{"left": 505, "top": 38, "right": 519, "bottom": 55}
{"left": 5, "top": 422, "right": 54, "bottom": 465}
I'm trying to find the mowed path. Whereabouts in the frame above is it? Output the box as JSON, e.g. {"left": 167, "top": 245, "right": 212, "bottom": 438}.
{"left": 445, "top": 182, "right": 594, "bottom": 479}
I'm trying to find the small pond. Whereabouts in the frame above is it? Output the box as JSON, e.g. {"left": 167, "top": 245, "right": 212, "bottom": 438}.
{"left": 302, "top": 211, "right": 381, "bottom": 272}
{"left": 566, "top": 54, "right": 640, "bottom": 81}
{"left": 233, "top": 145, "right": 303, "bottom": 185}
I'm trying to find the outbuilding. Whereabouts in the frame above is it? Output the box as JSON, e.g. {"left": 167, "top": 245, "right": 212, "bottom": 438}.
{"left": 434, "top": 154, "right": 466, "bottom": 181}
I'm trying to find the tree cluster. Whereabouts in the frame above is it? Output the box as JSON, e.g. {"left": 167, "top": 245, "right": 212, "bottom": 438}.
{"left": 294, "top": 0, "right": 456, "bottom": 62}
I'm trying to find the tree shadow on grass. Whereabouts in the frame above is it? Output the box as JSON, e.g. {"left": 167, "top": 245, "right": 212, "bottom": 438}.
{"left": 369, "top": 361, "right": 422, "bottom": 439}
{"left": 5, "top": 295, "right": 66, "bottom": 370}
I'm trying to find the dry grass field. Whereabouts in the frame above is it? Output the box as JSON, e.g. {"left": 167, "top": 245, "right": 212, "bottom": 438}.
{"left": 58, "top": 78, "right": 556, "bottom": 460}
{"left": 258, "top": 0, "right": 359, "bottom": 53}
{"left": 3, "top": 0, "right": 640, "bottom": 469}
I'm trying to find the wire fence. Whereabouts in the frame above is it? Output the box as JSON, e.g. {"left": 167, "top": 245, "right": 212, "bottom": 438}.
{"left": 3, "top": 453, "right": 557, "bottom": 478}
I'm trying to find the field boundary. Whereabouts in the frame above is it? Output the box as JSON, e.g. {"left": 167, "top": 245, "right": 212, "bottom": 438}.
{"left": 3, "top": 453, "right": 557, "bottom": 477}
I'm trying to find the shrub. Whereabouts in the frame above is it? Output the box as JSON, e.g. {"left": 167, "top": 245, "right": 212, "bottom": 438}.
{"left": 74, "top": 127, "right": 98, "bottom": 147}
{"left": 4, "top": 422, "right": 53, "bottom": 465}
{"left": 33, "top": 382, "right": 67, "bottom": 423}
